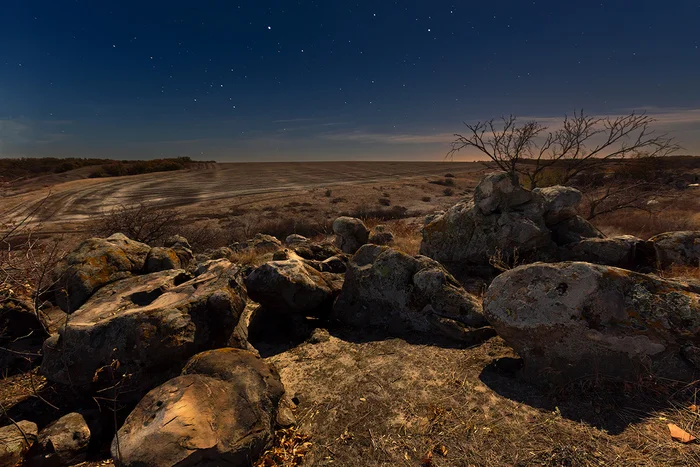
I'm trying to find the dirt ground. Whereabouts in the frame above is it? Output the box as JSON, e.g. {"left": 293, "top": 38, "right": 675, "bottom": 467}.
{"left": 0, "top": 162, "right": 487, "bottom": 228}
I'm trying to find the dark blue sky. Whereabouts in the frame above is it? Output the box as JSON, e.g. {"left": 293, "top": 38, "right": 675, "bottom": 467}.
{"left": 1, "top": 1, "right": 699, "bottom": 160}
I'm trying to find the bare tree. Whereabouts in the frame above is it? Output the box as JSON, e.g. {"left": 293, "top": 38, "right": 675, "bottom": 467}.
{"left": 448, "top": 110, "right": 680, "bottom": 189}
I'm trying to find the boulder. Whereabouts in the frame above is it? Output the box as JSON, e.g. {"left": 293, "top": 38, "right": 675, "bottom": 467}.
{"left": 368, "top": 225, "right": 394, "bottom": 246}
{"left": 245, "top": 257, "right": 340, "bottom": 314}
{"left": 0, "top": 295, "right": 42, "bottom": 344}
{"left": 284, "top": 234, "right": 308, "bottom": 246}
{"left": 41, "top": 260, "right": 247, "bottom": 393}
{"left": 473, "top": 172, "right": 534, "bottom": 214}
{"left": 112, "top": 348, "right": 285, "bottom": 467}
{"left": 333, "top": 217, "right": 369, "bottom": 254}
{"left": 28, "top": 413, "right": 90, "bottom": 466}
{"left": 163, "top": 234, "right": 191, "bottom": 250}
{"left": 563, "top": 235, "right": 644, "bottom": 268}
{"left": 534, "top": 186, "right": 582, "bottom": 224}
{"left": 230, "top": 233, "right": 282, "bottom": 253}
{"left": 549, "top": 215, "right": 602, "bottom": 246}
{"left": 144, "top": 246, "right": 182, "bottom": 272}
{"left": 649, "top": 231, "right": 700, "bottom": 268}
{"left": 290, "top": 241, "right": 341, "bottom": 261}
{"left": 484, "top": 262, "right": 700, "bottom": 382}
{"left": 209, "top": 246, "right": 233, "bottom": 260}
{"left": 53, "top": 233, "right": 151, "bottom": 313}
{"left": 333, "top": 244, "right": 487, "bottom": 340}
{"left": 0, "top": 420, "right": 38, "bottom": 467}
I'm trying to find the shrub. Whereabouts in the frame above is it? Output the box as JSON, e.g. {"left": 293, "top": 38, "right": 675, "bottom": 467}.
{"left": 90, "top": 202, "right": 181, "bottom": 245}
{"left": 421, "top": 196, "right": 432, "bottom": 202}
{"left": 443, "top": 188, "right": 455, "bottom": 196}
{"left": 325, "top": 189, "right": 332, "bottom": 197}
{"left": 378, "top": 198, "right": 391, "bottom": 206}
{"left": 429, "top": 178, "right": 455, "bottom": 187}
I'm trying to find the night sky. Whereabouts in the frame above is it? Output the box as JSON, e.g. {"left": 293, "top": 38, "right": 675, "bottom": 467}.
{"left": 1, "top": 1, "right": 699, "bottom": 161}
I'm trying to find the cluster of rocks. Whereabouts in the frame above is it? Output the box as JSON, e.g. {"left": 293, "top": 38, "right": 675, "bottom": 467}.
{"left": 420, "top": 172, "right": 667, "bottom": 270}
{"left": 2, "top": 171, "right": 699, "bottom": 466}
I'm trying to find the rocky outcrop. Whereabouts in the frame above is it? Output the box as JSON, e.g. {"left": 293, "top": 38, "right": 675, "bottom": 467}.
{"left": 28, "top": 413, "right": 90, "bottom": 466}
{"left": 245, "top": 255, "right": 341, "bottom": 315}
{"left": 0, "top": 420, "right": 38, "bottom": 467}
{"left": 421, "top": 173, "right": 612, "bottom": 268}
{"left": 53, "top": 233, "right": 151, "bottom": 313}
{"left": 333, "top": 244, "right": 487, "bottom": 340}
{"left": 649, "top": 231, "right": 700, "bottom": 268}
{"left": 333, "top": 217, "right": 369, "bottom": 254}
{"left": 484, "top": 261, "right": 700, "bottom": 382}
{"left": 41, "top": 260, "right": 247, "bottom": 393}
{"left": 112, "top": 348, "right": 285, "bottom": 467}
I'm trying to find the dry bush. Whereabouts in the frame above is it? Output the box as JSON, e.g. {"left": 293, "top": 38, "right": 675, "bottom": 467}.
{"left": 388, "top": 220, "right": 422, "bottom": 255}
{"left": 443, "top": 188, "right": 455, "bottom": 196}
{"left": 429, "top": 177, "right": 456, "bottom": 187}
{"left": 90, "top": 202, "right": 181, "bottom": 245}
{"left": 343, "top": 204, "right": 411, "bottom": 221}
{"left": 378, "top": 198, "right": 391, "bottom": 206}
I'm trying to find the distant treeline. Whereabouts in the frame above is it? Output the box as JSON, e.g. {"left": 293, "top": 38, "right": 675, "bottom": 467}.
{"left": 0, "top": 156, "right": 209, "bottom": 181}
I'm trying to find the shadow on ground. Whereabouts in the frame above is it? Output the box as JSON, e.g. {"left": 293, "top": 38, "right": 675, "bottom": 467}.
{"left": 479, "top": 356, "right": 697, "bottom": 435}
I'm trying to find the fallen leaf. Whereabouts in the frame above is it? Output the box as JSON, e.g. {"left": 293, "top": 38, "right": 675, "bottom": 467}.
{"left": 434, "top": 444, "right": 448, "bottom": 457}
{"left": 668, "top": 423, "right": 696, "bottom": 443}
{"left": 689, "top": 404, "right": 698, "bottom": 412}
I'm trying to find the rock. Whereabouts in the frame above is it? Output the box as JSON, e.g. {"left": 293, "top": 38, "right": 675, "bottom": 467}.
{"left": 230, "top": 233, "right": 282, "bottom": 253}
{"left": 333, "top": 244, "right": 486, "bottom": 340}
{"left": 421, "top": 197, "right": 553, "bottom": 266}
{"left": 41, "top": 260, "right": 247, "bottom": 393}
{"left": 28, "top": 413, "right": 90, "bottom": 466}
{"left": 549, "top": 215, "right": 602, "bottom": 246}
{"left": 209, "top": 246, "right": 233, "bottom": 260}
{"left": 284, "top": 234, "right": 308, "bottom": 246}
{"left": 333, "top": 217, "right": 370, "bottom": 254}
{"left": 563, "top": 235, "right": 644, "bottom": 268}
{"left": 0, "top": 420, "right": 38, "bottom": 467}
{"left": 420, "top": 173, "right": 609, "bottom": 268}
{"left": 144, "top": 246, "right": 182, "bottom": 272}
{"left": 483, "top": 262, "right": 700, "bottom": 382}
{"left": 473, "top": 172, "right": 533, "bottom": 214}
{"left": 53, "top": 233, "right": 151, "bottom": 313}
{"left": 291, "top": 242, "right": 341, "bottom": 261}
{"left": 534, "top": 186, "right": 582, "bottom": 224}
{"left": 368, "top": 225, "right": 394, "bottom": 245}
{"left": 163, "top": 234, "right": 191, "bottom": 250}
{"left": 649, "top": 231, "right": 700, "bottom": 268}
{"left": 245, "top": 257, "right": 339, "bottom": 314}
{"left": 112, "top": 348, "right": 284, "bottom": 467}
{"left": 307, "top": 328, "right": 331, "bottom": 344}
{"left": 0, "top": 295, "right": 42, "bottom": 344}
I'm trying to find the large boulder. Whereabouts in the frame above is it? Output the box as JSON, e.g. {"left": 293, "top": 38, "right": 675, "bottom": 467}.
{"left": 473, "top": 172, "right": 533, "bottom": 214}
{"left": 0, "top": 420, "right": 38, "bottom": 467}
{"left": 533, "top": 186, "right": 582, "bottom": 224}
{"left": 28, "top": 412, "right": 90, "bottom": 466}
{"left": 562, "top": 235, "right": 645, "bottom": 268}
{"left": 549, "top": 215, "right": 602, "bottom": 246}
{"left": 649, "top": 231, "right": 700, "bottom": 268}
{"left": 41, "top": 260, "right": 247, "bottom": 393}
{"left": 112, "top": 348, "right": 285, "bottom": 467}
{"left": 144, "top": 246, "right": 183, "bottom": 273}
{"left": 421, "top": 174, "right": 603, "bottom": 266}
{"left": 333, "top": 217, "right": 369, "bottom": 254}
{"left": 245, "top": 256, "right": 340, "bottom": 314}
{"left": 333, "top": 244, "right": 487, "bottom": 340}
{"left": 484, "top": 262, "right": 700, "bottom": 382}
{"left": 53, "top": 233, "right": 151, "bottom": 313}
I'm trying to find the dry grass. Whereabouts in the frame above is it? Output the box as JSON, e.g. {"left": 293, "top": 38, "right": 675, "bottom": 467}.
{"left": 592, "top": 191, "right": 700, "bottom": 239}
{"left": 658, "top": 265, "right": 700, "bottom": 282}
{"left": 268, "top": 334, "right": 700, "bottom": 467}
